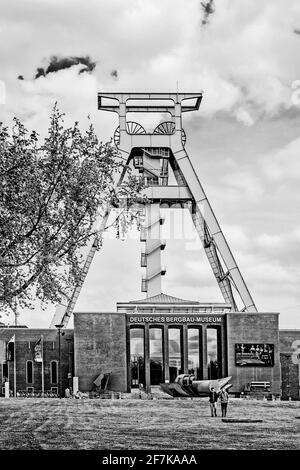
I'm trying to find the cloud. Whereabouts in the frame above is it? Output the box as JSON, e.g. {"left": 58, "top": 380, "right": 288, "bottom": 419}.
{"left": 255, "top": 234, "right": 282, "bottom": 249}
{"left": 9, "top": 67, "right": 99, "bottom": 137}
{"left": 234, "top": 107, "right": 255, "bottom": 126}
{"left": 1, "top": 0, "right": 300, "bottom": 129}
{"left": 34, "top": 55, "right": 96, "bottom": 79}
{"left": 0, "top": 0, "right": 300, "bottom": 329}
{"left": 261, "top": 136, "right": 300, "bottom": 182}
{"left": 220, "top": 170, "right": 265, "bottom": 203}
{"left": 222, "top": 225, "right": 250, "bottom": 250}
{"left": 201, "top": 1, "right": 215, "bottom": 26}
{"left": 110, "top": 69, "right": 119, "bottom": 80}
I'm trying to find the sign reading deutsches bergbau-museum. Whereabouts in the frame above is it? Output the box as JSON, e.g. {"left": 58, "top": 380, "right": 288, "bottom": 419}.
{"left": 128, "top": 315, "right": 223, "bottom": 324}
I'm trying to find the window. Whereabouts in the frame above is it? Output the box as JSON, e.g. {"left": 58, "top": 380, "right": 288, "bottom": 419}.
{"left": 188, "top": 328, "right": 201, "bottom": 379}
{"left": 150, "top": 328, "right": 164, "bottom": 385}
{"left": 26, "top": 361, "right": 34, "bottom": 384}
{"left": 50, "top": 361, "right": 58, "bottom": 384}
{"left": 207, "top": 327, "right": 221, "bottom": 379}
{"left": 130, "top": 328, "right": 145, "bottom": 388}
{"left": 27, "top": 387, "right": 34, "bottom": 394}
{"left": 141, "top": 253, "right": 147, "bottom": 267}
{"left": 168, "top": 328, "right": 183, "bottom": 382}
{"left": 6, "top": 342, "right": 14, "bottom": 361}
{"left": 2, "top": 363, "right": 8, "bottom": 382}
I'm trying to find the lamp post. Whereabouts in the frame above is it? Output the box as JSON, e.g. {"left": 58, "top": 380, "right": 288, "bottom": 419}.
{"left": 55, "top": 324, "right": 64, "bottom": 398}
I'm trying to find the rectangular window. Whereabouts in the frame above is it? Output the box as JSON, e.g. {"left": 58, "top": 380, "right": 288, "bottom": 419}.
{"left": 27, "top": 387, "right": 34, "bottom": 393}
{"left": 168, "top": 328, "right": 183, "bottom": 382}
{"left": 141, "top": 253, "right": 147, "bottom": 267}
{"left": 26, "top": 361, "right": 34, "bottom": 384}
{"left": 2, "top": 363, "right": 8, "bottom": 381}
{"left": 207, "top": 327, "right": 221, "bottom": 379}
{"left": 188, "top": 328, "right": 201, "bottom": 379}
{"left": 50, "top": 361, "right": 58, "bottom": 384}
{"left": 130, "top": 328, "right": 145, "bottom": 388}
{"left": 6, "top": 342, "right": 14, "bottom": 361}
{"left": 150, "top": 328, "right": 164, "bottom": 385}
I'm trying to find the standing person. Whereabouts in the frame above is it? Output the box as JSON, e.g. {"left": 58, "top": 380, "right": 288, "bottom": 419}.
{"left": 219, "top": 388, "right": 229, "bottom": 417}
{"left": 208, "top": 386, "right": 218, "bottom": 417}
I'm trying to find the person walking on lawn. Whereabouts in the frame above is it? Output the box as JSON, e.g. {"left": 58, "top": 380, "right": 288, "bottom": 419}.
{"left": 219, "top": 388, "right": 229, "bottom": 417}
{"left": 208, "top": 386, "right": 218, "bottom": 417}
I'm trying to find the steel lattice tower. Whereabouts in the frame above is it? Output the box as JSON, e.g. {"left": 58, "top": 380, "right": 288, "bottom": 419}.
{"left": 51, "top": 92, "right": 257, "bottom": 328}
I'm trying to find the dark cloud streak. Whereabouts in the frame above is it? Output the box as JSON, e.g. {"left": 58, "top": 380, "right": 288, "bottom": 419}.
{"left": 110, "top": 69, "right": 119, "bottom": 80}
{"left": 201, "top": 0, "right": 215, "bottom": 26}
{"left": 35, "top": 55, "right": 96, "bottom": 79}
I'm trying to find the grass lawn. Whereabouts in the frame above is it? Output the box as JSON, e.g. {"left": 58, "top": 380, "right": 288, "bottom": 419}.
{"left": 0, "top": 397, "right": 299, "bottom": 450}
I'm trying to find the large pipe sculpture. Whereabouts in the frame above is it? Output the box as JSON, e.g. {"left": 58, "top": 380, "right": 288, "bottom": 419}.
{"left": 160, "top": 374, "right": 232, "bottom": 398}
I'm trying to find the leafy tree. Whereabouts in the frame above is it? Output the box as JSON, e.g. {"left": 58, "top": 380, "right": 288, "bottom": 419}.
{"left": 0, "top": 107, "right": 144, "bottom": 319}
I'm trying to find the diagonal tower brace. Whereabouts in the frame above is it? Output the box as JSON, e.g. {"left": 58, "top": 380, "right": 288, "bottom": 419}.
{"left": 50, "top": 90, "right": 258, "bottom": 328}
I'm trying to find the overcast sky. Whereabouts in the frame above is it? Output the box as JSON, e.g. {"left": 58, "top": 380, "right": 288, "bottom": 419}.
{"left": 1, "top": 0, "right": 300, "bottom": 329}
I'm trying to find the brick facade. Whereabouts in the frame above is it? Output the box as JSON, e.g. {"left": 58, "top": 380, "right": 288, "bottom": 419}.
{"left": 0, "top": 328, "right": 73, "bottom": 396}
{"left": 279, "top": 330, "right": 300, "bottom": 400}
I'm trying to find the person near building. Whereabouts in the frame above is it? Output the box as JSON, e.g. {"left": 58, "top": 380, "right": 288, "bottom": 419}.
{"left": 208, "top": 386, "right": 218, "bottom": 417}
{"left": 219, "top": 388, "right": 229, "bottom": 417}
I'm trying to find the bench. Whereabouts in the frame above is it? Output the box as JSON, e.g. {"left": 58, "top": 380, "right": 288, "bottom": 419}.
{"left": 250, "top": 381, "right": 270, "bottom": 391}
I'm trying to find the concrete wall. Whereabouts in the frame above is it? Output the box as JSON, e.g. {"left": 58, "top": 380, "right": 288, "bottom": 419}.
{"left": 0, "top": 328, "right": 73, "bottom": 394}
{"left": 74, "top": 312, "right": 128, "bottom": 392}
{"left": 279, "top": 330, "right": 300, "bottom": 400}
{"left": 226, "top": 313, "right": 281, "bottom": 395}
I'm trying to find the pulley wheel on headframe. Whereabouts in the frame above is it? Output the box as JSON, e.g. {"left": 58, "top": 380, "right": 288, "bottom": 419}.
{"left": 114, "top": 121, "right": 146, "bottom": 147}
{"left": 153, "top": 121, "right": 186, "bottom": 146}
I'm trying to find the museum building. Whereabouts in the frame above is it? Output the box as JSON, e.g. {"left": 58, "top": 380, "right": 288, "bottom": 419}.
{"left": 74, "top": 293, "right": 283, "bottom": 395}
{"left": 1, "top": 92, "right": 299, "bottom": 399}
{"left": 1, "top": 293, "right": 299, "bottom": 399}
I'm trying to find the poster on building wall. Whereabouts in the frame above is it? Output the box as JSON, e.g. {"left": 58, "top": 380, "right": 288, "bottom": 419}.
{"left": 235, "top": 343, "right": 274, "bottom": 367}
